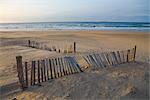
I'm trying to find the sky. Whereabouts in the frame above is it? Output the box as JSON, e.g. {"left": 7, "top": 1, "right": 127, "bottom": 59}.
{"left": 0, "top": 0, "right": 149, "bottom": 23}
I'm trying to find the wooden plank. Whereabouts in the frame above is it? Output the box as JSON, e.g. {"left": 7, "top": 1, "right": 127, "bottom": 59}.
{"left": 71, "top": 57, "right": 79, "bottom": 73}
{"left": 86, "top": 55, "right": 93, "bottom": 66}
{"left": 70, "top": 57, "right": 78, "bottom": 73}
{"left": 57, "top": 58, "right": 62, "bottom": 77}
{"left": 123, "top": 50, "right": 127, "bottom": 63}
{"left": 49, "top": 59, "right": 53, "bottom": 79}
{"left": 99, "top": 53, "right": 108, "bottom": 67}
{"left": 52, "top": 59, "right": 57, "bottom": 78}
{"left": 119, "top": 51, "right": 124, "bottom": 63}
{"left": 43, "top": 60, "right": 47, "bottom": 81}
{"left": 90, "top": 54, "right": 99, "bottom": 68}
{"left": 104, "top": 53, "right": 111, "bottom": 66}
{"left": 68, "top": 57, "right": 77, "bottom": 73}
{"left": 24, "top": 62, "right": 28, "bottom": 87}
{"left": 87, "top": 55, "right": 96, "bottom": 67}
{"left": 66, "top": 58, "right": 74, "bottom": 74}
{"left": 82, "top": 55, "right": 91, "bottom": 66}
{"left": 95, "top": 54, "right": 105, "bottom": 68}
{"left": 31, "top": 61, "right": 34, "bottom": 85}
{"left": 89, "top": 54, "right": 97, "bottom": 68}
{"left": 112, "top": 52, "right": 119, "bottom": 64}
{"left": 40, "top": 60, "right": 44, "bottom": 82}
{"left": 54, "top": 58, "right": 59, "bottom": 78}
{"left": 57, "top": 58, "right": 63, "bottom": 77}
{"left": 67, "top": 58, "right": 75, "bottom": 74}
{"left": 70, "top": 57, "right": 83, "bottom": 72}
{"left": 64, "top": 57, "right": 72, "bottom": 74}
{"left": 60, "top": 58, "right": 67, "bottom": 75}
{"left": 30, "top": 61, "right": 33, "bottom": 85}
{"left": 110, "top": 52, "right": 115, "bottom": 65}
{"left": 55, "top": 58, "right": 60, "bottom": 77}
{"left": 46, "top": 59, "right": 50, "bottom": 80}
{"left": 93, "top": 54, "right": 102, "bottom": 68}
{"left": 101, "top": 53, "right": 109, "bottom": 67}
{"left": 37, "top": 60, "right": 41, "bottom": 85}
{"left": 120, "top": 51, "right": 125, "bottom": 63}
{"left": 116, "top": 51, "right": 121, "bottom": 64}
{"left": 16, "top": 56, "right": 25, "bottom": 89}
{"left": 119, "top": 51, "right": 123, "bottom": 63}
{"left": 109, "top": 52, "right": 116, "bottom": 65}
{"left": 61, "top": 58, "right": 67, "bottom": 75}
{"left": 65, "top": 57, "right": 71, "bottom": 75}
{"left": 33, "top": 61, "right": 36, "bottom": 85}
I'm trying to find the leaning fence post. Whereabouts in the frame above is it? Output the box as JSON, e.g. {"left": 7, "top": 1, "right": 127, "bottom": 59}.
{"left": 127, "top": 50, "right": 130, "bottom": 62}
{"left": 16, "top": 56, "right": 25, "bottom": 89}
{"left": 133, "top": 45, "right": 137, "bottom": 61}
{"left": 74, "top": 42, "right": 76, "bottom": 53}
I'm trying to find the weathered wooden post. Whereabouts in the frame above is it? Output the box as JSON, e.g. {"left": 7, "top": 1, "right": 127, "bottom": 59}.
{"left": 28, "top": 40, "right": 30, "bottom": 47}
{"left": 127, "top": 50, "right": 130, "bottom": 62}
{"left": 133, "top": 45, "right": 137, "bottom": 61}
{"left": 74, "top": 42, "right": 76, "bottom": 53}
{"left": 16, "top": 56, "right": 25, "bottom": 90}
{"left": 58, "top": 49, "right": 60, "bottom": 53}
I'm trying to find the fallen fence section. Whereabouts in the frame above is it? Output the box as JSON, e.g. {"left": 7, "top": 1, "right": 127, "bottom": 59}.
{"left": 16, "top": 56, "right": 83, "bottom": 89}
{"left": 82, "top": 47, "right": 136, "bottom": 69}
{"left": 16, "top": 46, "right": 136, "bottom": 89}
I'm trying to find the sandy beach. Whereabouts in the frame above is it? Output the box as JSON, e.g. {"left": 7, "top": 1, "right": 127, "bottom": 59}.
{"left": 0, "top": 30, "right": 149, "bottom": 99}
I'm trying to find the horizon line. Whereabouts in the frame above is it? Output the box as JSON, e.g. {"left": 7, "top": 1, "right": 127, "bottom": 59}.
{"left": 0, "top": 21, "right": 149, "bottom": 24}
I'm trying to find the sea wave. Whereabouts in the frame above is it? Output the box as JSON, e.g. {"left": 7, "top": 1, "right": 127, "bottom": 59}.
{"left": 0, "top": 22, "right": 149, "bottom": 32}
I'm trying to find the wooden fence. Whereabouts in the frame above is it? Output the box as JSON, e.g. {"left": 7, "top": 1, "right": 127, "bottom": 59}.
{"left": 16, "top": 56, "right": 83, "bottom": 89}
{"left": 81, "top": 46, "right": 136, "bottom": 69}
{"left": 27, "top": 40, "right": 76, "bottom": 53}
{"left": 16, "top": 46, "right": 136, "bottom": 90}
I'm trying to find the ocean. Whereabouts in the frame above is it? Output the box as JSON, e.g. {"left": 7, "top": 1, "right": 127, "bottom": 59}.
{"left": 0, "top": 22, "right": 149, "bottom": 32}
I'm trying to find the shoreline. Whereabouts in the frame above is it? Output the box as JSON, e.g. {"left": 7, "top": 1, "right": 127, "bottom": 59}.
{"left": 0, "top": 29, "right": 149, "bottom": 34}
{"left": 0, "top": 29, "right": 149, "bottom": 33}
